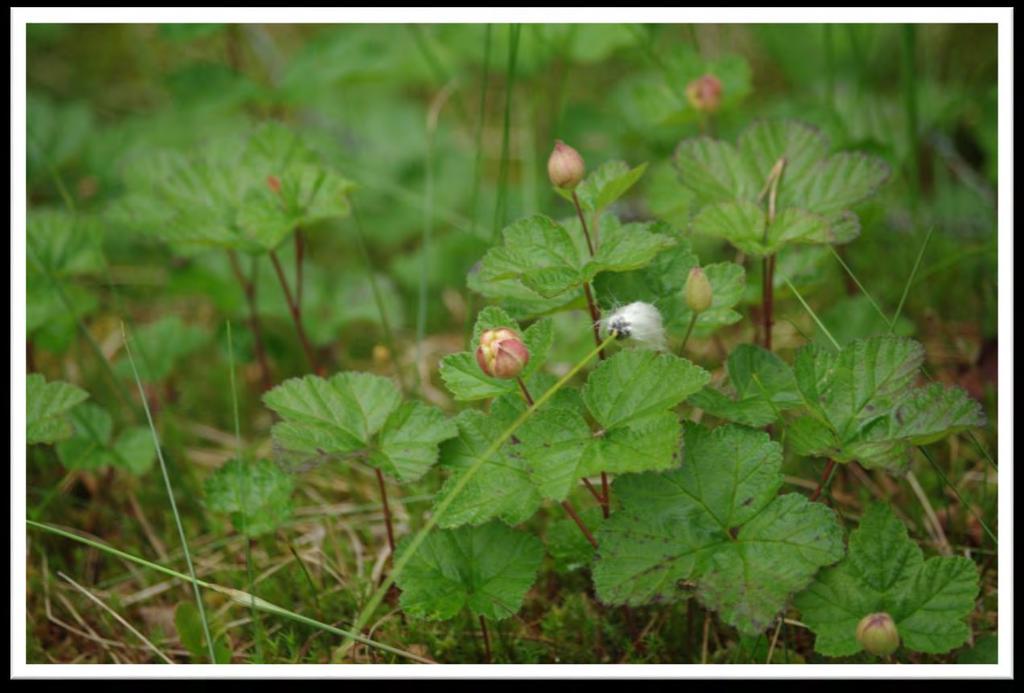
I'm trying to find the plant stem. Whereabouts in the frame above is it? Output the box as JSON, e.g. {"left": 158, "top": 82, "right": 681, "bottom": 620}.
{"left": 479, "top": 615, "right": 492, "bottom": 663}
{"left": 561, "top": 500, "right": 599, "bottom": 549}
{"left": 338, "top": 334, "right": 617, "bottom": 660}
{"left": 226, "top": 251, "right": 273, "bottom": 391}
{"left": 809, "top": 459, "right": 837, "bottom": 502}
{"left": 582, "top": 283, "right": 606, "bottom": 360}
{"left": 294, "top": 229, "right": 305, "bottom": 307}
{"left": 515, "top": 377, "right": 535, "bottom": 406}
{"left": 581, "top": 477, "right": 604, "bottom": 505}
{"left": 571, "top": 191, "right": 596, "bottom": 257}
{"left": 757, "top": 158, "right": 785, "bottom": 351}
{"left": 599, "top": 473, "right": 610, "bottom": 518}
{"left": 680, "top": 312, "right": 699, "bottom": 354}
{"left": 762, "top": 254, "right": 776, "bottom": 350}
{"left": 374, "top": 468, "right": 396, "bottom": 560}
{"left": 269, "top": 249, "right": 320, "bottom": 374}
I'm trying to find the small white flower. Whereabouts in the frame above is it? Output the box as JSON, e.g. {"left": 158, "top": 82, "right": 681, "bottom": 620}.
{"left": 600, "top": 301, "right": 667, "bottom": 351}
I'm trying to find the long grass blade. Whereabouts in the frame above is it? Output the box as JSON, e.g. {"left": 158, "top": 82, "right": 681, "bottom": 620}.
{"left": 120, "top": 321, "right": 216, "bottom": 663}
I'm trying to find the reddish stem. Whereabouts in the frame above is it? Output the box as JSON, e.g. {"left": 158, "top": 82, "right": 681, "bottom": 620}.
{"left": 295, "top": 229, "right": 305, "bottom": 307}
{"left": 600, "top": 472, "right": 610, "bottom": 518}
{"left": 582, "top": 477, "right": 604, "bottom": 505}
{"left": 762, "top": 255, "right": 776, "bottom": 351}
{"left": 269, "top": 250, "right": 321, "bottom": 374}
{"left": 561, "top": 500, "right": 599, "bottom": 549}
{"left": 226, "top": 250, "right": 273, "bottom": 391}
{"left": 375, "top": 468, "right": 396, "bottom": 559}
{"left": 516, "top": 377, "right": 535, "bottom": 406}
{"left": 810, "top": 459, "right": 837, "bottom": 503}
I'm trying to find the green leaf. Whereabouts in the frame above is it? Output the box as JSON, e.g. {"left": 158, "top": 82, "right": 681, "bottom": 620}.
{"left": 434, "top": 410, "right": 542, "bottom": 528}
{"left": 264, "top": 370, "right": 452, "bottom": 484}
{"left": 204, "top": 458, "right": 295, "bottom": 537}
{"left": 439, "top": 307, "right": 553, "bottom": 401}
{"left": 786, "top": 337, "right": 985, "bottom": 473}
{"left": 395, "top": 521, "right": 545, "bottom": 621}
{"left": 56, "top": 403, "right": 113, "bottom": 470}
{"left": 674, "top": 137, "right": 759, "bottom": 203}
{"left": 584, "top": 220, "right": 677, "bottom": 280}
{"left": 474, "top": 214, "right": 585, "bottom": 299}
{"left": 110, "top": 124, "right": 352, "bottom": 253}
{"left": 369, "top": 401, "right": 458, "bottom": 483}
{"left": 677, "top": 119, "right": 889, "bottom": 256}
{"left": 569, "top": 160, "right": 649, "bottom": 212}
{"left": 116, "top": 317, "right": 208, "bottom": 383}
{"left": 957, "top": 635, "right": 997, "bottom": 664}
{"left": 52, "top": 402, "right": 155, "bottom": 474}
{"left": 582, "top": 350, "right": 709, "bottom": 429}
{"left": 264, "top": 372, "right": 402, "bottom": 455}
{"left": 689, "top": 344, "right": 802, "bottom": 427}
{"left": 594, "top": 423, "right": 844, "bottom": 635}
{"left": 27, "top": 373, "right": 89, "bottom": 445}
{"left": 795, "top": 503, "right": 979, "bottom": 656}
{"left": 786, "top": 152, "right": 892, "bottom": 216}
{"left": 27, "top": 210, "right": 105, "bottom": 277}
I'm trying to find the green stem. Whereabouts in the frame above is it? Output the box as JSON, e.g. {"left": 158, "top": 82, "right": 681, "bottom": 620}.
{"left": 336, "top": 333, "right": 618, "bottom": 660}
{"left": 121, "top": 323, "right": 216, "bottom": 664}
{"left": 680, "top": 312, "right": 699, "bottom": 354}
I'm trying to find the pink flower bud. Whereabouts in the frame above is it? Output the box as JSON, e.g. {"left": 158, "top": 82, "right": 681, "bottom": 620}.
{"left": 856, "top": 612, "right": 900, "bottom": 656}
{"left": 475, "top": 327, "right": 530, "bottom": 380}
{"left": 685, "top": 74, "right": 723, "bottom": 113}
{"left": 547, "top": 140, "right": 586, "bottom": 190}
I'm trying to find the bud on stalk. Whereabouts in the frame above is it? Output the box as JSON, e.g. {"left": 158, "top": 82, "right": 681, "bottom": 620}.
{"left": 685, "top": 267, "right": 714, "bottom": 313}
{"left": 685, "top": 74, "right": 723, "bottom": 114}
{"left": 856, "top": 612, "right": 900, "bottom": 656}
{"left": 476, "top": 328, "right": 530, "bottom": 380}
{"left": 547, "top": 140, "right": 586, "bottom": 190}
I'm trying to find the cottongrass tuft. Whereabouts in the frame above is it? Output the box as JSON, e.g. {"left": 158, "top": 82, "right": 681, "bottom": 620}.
{"left": 600, "top": 301, "right": 667, "bottom": 351}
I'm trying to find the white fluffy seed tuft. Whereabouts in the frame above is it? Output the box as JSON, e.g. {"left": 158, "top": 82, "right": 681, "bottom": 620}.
{"left": 600, "top": 301, "right": 667, "bottom": 351}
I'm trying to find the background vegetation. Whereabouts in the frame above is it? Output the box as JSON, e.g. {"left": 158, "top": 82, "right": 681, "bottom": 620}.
{"left": 24, "top": 23, "right": 998, "bottom": 665}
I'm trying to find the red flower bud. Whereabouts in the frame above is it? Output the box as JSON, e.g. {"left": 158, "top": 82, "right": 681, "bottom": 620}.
{"left": 685, "top": 74, "right": 723, "bottom": 113}
{"left": 475, "top": 327, "right": 529, "bottom": 380}
{"left": 267, "top": 175, "right": 282, "bottom": 194}
{"left": 547, "top": 140, "right": 586, "bottom": 190}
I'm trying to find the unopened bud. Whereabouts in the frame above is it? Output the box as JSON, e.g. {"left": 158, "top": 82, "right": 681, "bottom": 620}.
{"left": 547, "top": 140, "right": 586, "bottom": 190}
{"left": 686, "top": 74, "right": 723, "bottom": 114}
{"left": 476, "top": 328, "right": 529, "bottom": 380}
{"left": 685, "top": 267, "right": 713, "bottom": 313}
{"left": 856, "top": 612, "right": 900, "bottom": 656}
{"left": 267, "top": 175, "right": 282, "bottom": 194}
